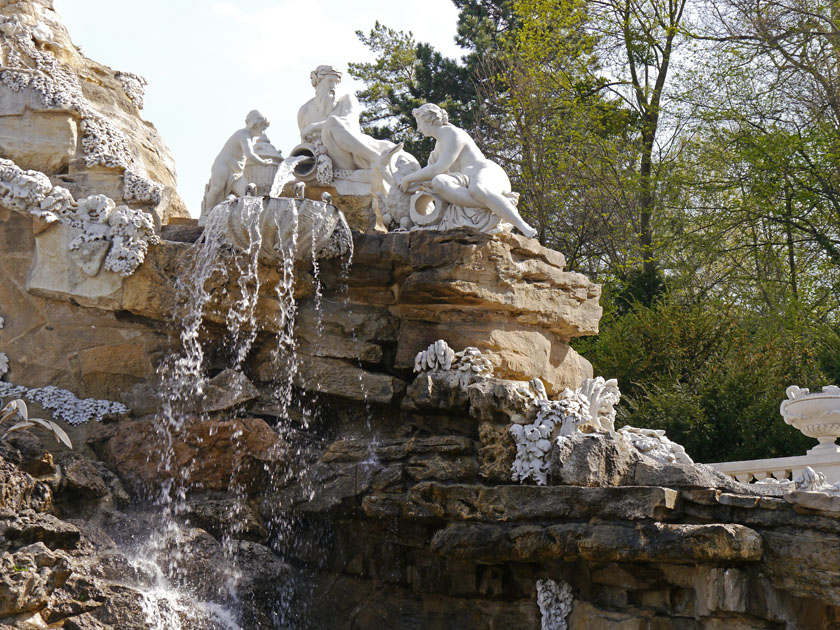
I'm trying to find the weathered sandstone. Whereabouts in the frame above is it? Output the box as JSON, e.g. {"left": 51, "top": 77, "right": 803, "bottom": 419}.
{"left": 0, "top": 0, "right": 187, "bottom": 223}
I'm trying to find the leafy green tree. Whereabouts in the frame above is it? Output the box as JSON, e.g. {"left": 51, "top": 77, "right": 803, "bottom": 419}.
{"left": 348, "top": 22, "right": 418, "bottom": 136}
{"left": 348, "top": 22, "right": 482, "bottom": 162}
{"left": 579, "top": 296, "right": 827, "bottom": 462}
{"left": 453, "top": 0, "right": 517, "bottom": 54}
{"left": 591, "top": 0, "right": 690, "bottom": 276}
{"left": 665, "top": 0, "right": 840, "bottom": 313}
{"left": 483, "top": 0, "right": 689, "bottom": 288}
{"left": 473, "top": 0, "right": 641, "bottom": 271}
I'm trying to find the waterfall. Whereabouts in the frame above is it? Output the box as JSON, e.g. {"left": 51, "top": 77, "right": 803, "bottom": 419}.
{"left": 131, "top": 187, "right": 352, "bottom": 628}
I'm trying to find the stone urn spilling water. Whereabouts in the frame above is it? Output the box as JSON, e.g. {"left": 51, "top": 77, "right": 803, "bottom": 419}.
{"left": 781, "top": 385, "right": 840, "bottom": 454}
{"left": 222, "top": 195, "right": 348, "bottom": 262}
{"left": 204, "top": 192, "right": 351, "bottom": 266}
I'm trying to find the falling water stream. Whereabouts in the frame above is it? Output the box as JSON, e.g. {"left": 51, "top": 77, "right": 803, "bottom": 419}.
{"left": 132, "top": 195, "right": 271, "bottom": 630}
{"left": 131, "top": 546, "right": 242, "bottom": 630}
{"left": 125, "top": 158, "right": 352, "bottom": 629}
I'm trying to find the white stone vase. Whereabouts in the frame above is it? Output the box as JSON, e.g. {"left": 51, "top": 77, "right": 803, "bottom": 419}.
{"left": 289, "top": 144, "right": 318, "bottom": 181}
{"left": 780, "top": 385, "right": 840, "bottom": 454}
{"left": 244, "top": 163, "right": 278, "bottom": 196}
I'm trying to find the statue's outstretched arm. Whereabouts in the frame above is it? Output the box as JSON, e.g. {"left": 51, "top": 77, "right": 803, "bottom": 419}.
{"left": 402, "top": 132, "right": 460, "bottom": 188}
{"left": 240, "top": 133, "right": 265, "bottom": 165}
{"left": 300, "top": 121, "right": 325, "bottom": 139}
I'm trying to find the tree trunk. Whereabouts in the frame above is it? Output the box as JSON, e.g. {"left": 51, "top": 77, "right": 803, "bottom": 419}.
{"left": 639, "top": 126, "right": 656, "bottom": 276}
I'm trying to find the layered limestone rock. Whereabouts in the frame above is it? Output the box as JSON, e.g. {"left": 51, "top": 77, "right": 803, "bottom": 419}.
{"left": 0, "top": 207, "right": 601, "bottom": 406}
{"left": 0, "top": 203, "right": 168, "bottom": 401}
{"left": 0, "top": 436, "right": 287, "bottom": 629}
{"left": 0, "top": 0, "right": 187, "bottom": 224}
{"left": 257, "top": 372, "right": 840, "bottom": 629}
{"left": 3, "top": 219, "right": 840, "bottom": 629}
{"left": 8, "top": 8, "right": 837, "bottom": 627}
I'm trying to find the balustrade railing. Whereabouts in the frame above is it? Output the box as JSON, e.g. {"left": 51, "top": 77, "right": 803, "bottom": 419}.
{"left": 709, "top": 452, "right": 840, "bottom": 485}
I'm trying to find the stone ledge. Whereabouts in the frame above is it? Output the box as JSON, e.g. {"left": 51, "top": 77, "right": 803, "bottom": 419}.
{"left": 322, "top": 436, "right": 474, "bottom": 463}
{"left": 430, "top": 522, "right": 763, "bottom": 564}
{"left": 785, "top": 490, "right": 840, "bottom": 515}
{"left": 288, "top": 355, "right": 406, "bottom": 405}
{"left": 400, "top": 483, "right": 679, "bottom": 522}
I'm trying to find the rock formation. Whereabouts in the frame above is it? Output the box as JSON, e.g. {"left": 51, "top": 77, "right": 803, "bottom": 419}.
{"left": 0, "top": 0, "right": 187, "bottom": 225}
{"left": 2, "top": 3, "right": 840, "bottom": 629}
{"left": 0, "top": 431, "right": 288, "bottom": 629}
{"left": 0, "top": 209, "right": 600, "bottom": 404}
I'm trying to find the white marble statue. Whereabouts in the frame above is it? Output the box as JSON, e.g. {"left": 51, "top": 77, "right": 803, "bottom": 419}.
{"left": 200, "top": 110, "right": 276, "bottom": 225}
{"left": 296, "top": 65, "right": 418, "bottom": 199}
{"left": 298, "top": 65, "right": 400, "bottom": 172}
{"left": 398, "top": 103, "right": 538, "bottom": 239}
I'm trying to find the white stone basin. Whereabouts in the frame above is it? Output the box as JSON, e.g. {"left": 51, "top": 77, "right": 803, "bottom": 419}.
{"left": 781, "top": 385, "right": 840, "bottom": 454}
{"left": 220, "top": 195, "right": 346, "bottom": 263}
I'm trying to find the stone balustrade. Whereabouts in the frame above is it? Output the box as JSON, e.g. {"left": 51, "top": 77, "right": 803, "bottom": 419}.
{"left": 709, "top": 451, "right": 840, "bottom": 484}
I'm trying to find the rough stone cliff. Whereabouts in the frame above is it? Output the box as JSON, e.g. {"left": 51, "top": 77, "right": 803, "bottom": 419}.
{"left": 0, "top": 207, "right": 600, "bottom": 407}
{"left": 0, "top": 0, "right": 187, "bottom": 225}
{"left": 4, "top": 369, "right": 840, "bottom": 628}
{"left": 2, "top": 2, "right": 840, "bottom": 629}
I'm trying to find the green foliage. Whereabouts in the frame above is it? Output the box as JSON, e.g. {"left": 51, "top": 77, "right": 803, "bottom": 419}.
{"left": 348, "top": 22, "right": 418, "bottom": 130}
{"left": 610, "top": 268, "right": 666, "bottom": 314}
{"left": 577, "top": 297, "right": 733, "bottom": 400}
{"left": 453, "top": 0, "right": 517, "bottom": 54}
{"left": 817, "top": 327, "right": 840, "bottom": 385}
{"left": 580, "top": 297, "right": 828, "bottom": 462}
{"left": 347, "top": 23, "right": 423, "bottom": 153}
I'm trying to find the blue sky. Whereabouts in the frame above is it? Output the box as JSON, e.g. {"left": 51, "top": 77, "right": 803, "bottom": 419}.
{"left": 55, "top": 1, "right": 463, "bottom": 216}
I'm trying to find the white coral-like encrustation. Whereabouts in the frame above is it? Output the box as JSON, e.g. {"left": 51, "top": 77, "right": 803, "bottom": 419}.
{"left": 510, "top": 378, "right": 593, "bottom": 485}
{"left": 536, "top": 578, "right": 573, "bottom": 630}
{"left": 0, "top": 159, "right": 158, "bottom": 276}
{"left": 115, "top": 71, "right": 147, "bottom": 109}
{"left": 578, "top": 376, "right": 620, "bottom": 431}
{"left": 617, "top": 425, "right": 694, "bottom": 466}
{"left": 0, "top": 381, "right": 127, "bottom": 425}
{"left": 413, "top": 340, "right": 495, "bottom": 379}
{"left": 0, "top": 15, "right": 135, "bottom": 169}
{"left": 103, "top": 204, "right": 158, "bottom": 275}
{"left": 509, "top": 377, "right": 627, "bottom": 485}
{"left": 123, "top": 169, "right": 162, "bottom": 207}
{"left": 452, "top": 346, "right": 494, "bottom": 378}
{"left": 508, "top": 374, "right": 707, "bottom": 484}
{"left": 793, "top": 466, "right": 840, "bottom": 494}
{"left": 415, "top": 340, "right": 456, "bottom": 372}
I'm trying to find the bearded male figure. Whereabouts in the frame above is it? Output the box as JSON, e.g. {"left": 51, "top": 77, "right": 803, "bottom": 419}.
{"left": 297, "top": 65, "right": 415, "bottom": 175}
